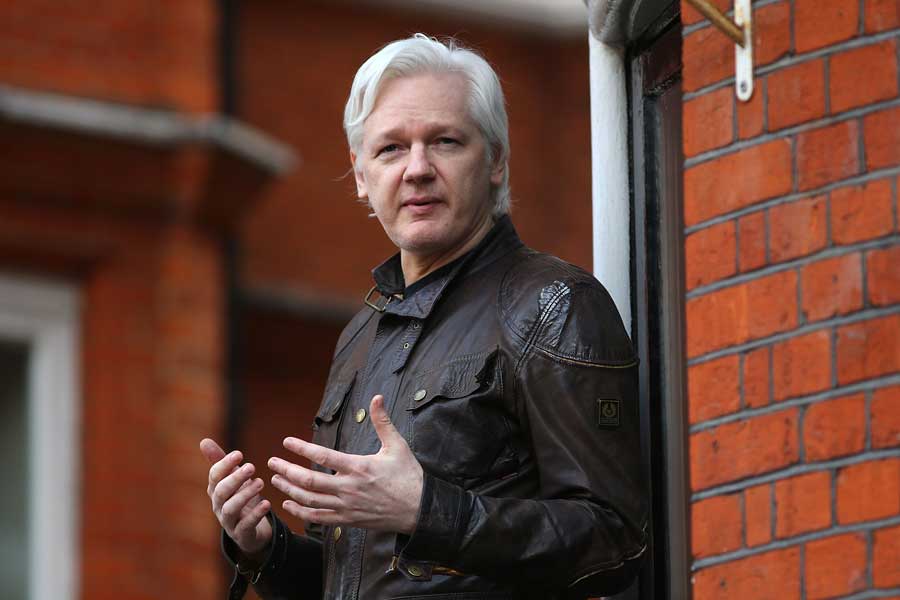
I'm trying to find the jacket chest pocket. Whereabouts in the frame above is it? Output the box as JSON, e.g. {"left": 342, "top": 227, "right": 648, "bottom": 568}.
{"left": 407, "top": 350, "right": 517, "bottom": 487}
{"left": 312, "top": 373, "right": 356, "bottom": 452}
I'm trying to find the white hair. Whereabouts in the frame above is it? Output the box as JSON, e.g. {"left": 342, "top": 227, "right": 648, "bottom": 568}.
{"left": 344, "top": 34, "right": 511, "bottom": 216}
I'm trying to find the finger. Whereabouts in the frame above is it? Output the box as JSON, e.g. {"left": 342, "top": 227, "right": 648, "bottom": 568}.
{"left": 233, "top": 498, "right": 271, "bottom": 538}
{"left": 270, "top": 474, "right": 344, "bottom": 511}
{"left": 208, "top": 449, "right": 244, "bottom": 488}
{"left": 212, "top": 463, "right": 256, "bottom": 511}
{"left": 221, "top": 477, "right": 264, "bottom": 530}
{"left": 267, "top": 458, "right": 341, "bottom": 495}
{"left": 369, "top": 395, "right": 402, "bottom": 450}
{"left": 282, "top": 437, "right": 355, "bottom": 473}
{"left": 200, "top": 438, "right": 226, "bottom": 464}
{"left": 282, "top": 500, "right": 341, "bottom": 525}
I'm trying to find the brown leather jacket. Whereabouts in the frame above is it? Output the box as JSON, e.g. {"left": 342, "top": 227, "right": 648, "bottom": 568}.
{"left": 226, "top": 216, "right": 648, "bottom": 599}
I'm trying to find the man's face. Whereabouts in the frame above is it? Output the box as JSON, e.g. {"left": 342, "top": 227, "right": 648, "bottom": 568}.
{"left": 351, "top": 72, "right": 503, "bottom": 259}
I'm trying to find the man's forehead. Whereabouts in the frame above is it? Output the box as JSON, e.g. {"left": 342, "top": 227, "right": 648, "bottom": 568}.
{"left": 363, "top": 72, "right": 474, "bottom": 135}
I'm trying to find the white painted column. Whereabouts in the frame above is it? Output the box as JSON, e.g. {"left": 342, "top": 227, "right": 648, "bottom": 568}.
{"left": 588, "top": 34, "right": 632, "bottom": 334}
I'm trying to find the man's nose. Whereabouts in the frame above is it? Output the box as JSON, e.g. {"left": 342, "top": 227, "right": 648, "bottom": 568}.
{"left": 403, "top": 144, "right": 435, "bottom": 182}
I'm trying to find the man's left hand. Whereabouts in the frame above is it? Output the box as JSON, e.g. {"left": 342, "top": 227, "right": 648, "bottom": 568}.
{"left": 268, "top": 394, "right": 424, "bottom": 535}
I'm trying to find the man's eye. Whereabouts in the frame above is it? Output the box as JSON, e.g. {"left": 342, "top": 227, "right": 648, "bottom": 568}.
{"left": 436, "top": 137, "right": 458, "bottom": 146}
{"left": 377, "top": 144, "right": 400, "bottom": 156}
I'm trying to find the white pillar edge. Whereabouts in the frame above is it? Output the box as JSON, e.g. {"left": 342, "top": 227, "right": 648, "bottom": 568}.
{"left": 0, "top": 274, "right": 81, "bottom": 600}
{"left": 588, "top": 34, "right": 632, "bottom": 335}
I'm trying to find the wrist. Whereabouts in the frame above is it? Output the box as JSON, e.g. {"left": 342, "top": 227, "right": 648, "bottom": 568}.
{"left": 400, "top": 467, "right": 425, "bottom": 534}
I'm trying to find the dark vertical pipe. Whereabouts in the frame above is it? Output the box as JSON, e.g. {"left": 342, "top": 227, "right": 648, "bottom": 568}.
{"left": 219, "top": 0, "right": 242, "bottom": 452}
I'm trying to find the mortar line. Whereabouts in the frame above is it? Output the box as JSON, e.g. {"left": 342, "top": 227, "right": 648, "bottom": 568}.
{"left": 691, "top": 447, "right": 900, "bottom": 501}
{"left": 684, "top": 97, "right": 900, "bottom": 167}
{"left": 683, "top": 28, "right": 900, "bottom": 100}
{"left": 684, "top": 166, "right": 900, "bottom": 234}
{"left": 686, "top": 236, "right": 899, "bottom": 298}
{"left": 689, "top": 372, "right": 900, "bottom": 432}
{"left": 691, "top": 515, "right": 900, "bottom": 570}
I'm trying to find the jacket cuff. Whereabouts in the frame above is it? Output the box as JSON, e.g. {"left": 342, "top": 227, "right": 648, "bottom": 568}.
{"left": 396, "top": 472, "right": 470, "bottom": 564}
{"left": 221, "top": 511, "right": 288, "bottom": 593}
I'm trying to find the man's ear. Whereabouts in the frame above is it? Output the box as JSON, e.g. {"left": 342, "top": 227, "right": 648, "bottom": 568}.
{"left": 489, "top": 150, "right": 505, "bottom": 186}
{"left": 350, "top": 151, "right": 368, "bottom": 199}
{"left": 491, "top": 148, "right": 506, "bottom": 185}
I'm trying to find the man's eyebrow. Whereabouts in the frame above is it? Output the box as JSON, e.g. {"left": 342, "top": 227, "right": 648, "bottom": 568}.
{"left": 369, "top": 123, "right": 469, "bottom": 143}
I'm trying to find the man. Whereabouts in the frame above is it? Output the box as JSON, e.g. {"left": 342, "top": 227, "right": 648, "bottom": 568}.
{"left": 202, "top": 34, "right": 648, "bottom": 599}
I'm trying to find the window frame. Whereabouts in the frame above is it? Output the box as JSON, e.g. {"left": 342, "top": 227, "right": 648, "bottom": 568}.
{"left": 0, "top": 274, "right": 81, "bottom": 600}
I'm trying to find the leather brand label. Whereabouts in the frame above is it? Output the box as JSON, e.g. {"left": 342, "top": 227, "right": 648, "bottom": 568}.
{"left": 597, "top": 399, "right": 620, "bottom": 428}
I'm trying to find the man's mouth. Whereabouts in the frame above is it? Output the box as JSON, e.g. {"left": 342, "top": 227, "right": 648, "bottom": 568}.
{"left": 402, "top": 197, "right": 442, "bottom": 214}
{"left": 402, "top": 196, "right": 440, "bottom": 207}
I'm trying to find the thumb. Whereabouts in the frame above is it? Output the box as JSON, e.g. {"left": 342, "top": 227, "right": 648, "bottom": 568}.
{"left": 370, "top": 395, "right": 401, "bottom": 450}
{"left": 200, "top": 438, "right": 227, "bottom": 464}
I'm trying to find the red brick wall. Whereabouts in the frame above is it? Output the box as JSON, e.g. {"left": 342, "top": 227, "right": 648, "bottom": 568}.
{"left": 0, "top": 0, "right": 218, "bottom": 112}
{"left": 683, "top": 0, "right": 900, "bottom": 597}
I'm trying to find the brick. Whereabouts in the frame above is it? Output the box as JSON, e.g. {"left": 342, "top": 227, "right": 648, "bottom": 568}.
{"left": 797, "top": 120, "right": 861, "bottom": 191}
{"left": 737, "top": 78, "right": 766, "bottom": 140}
{"left": 830, "top": 179, "right": 894, "bottom": 245}
{"left": 872, "top": 385, "right": 900, "bottom": 449}
{"left": 800, "top": 253, "right": 863, "bottom": 322}
{"left": 836, "top": 314, "right": 900, "bottom": 384}
{"left": 693, "top": 547, "right": 800, "bottom": 599}
{"left": 866, "top": 0, "right": 900, "bottom": 31}
{"left": 686, "top": 270, "right": 797, "bottom": 358}
{"left": 803, "top": 393, "right": 866, "bottom": 461}
{"left": 874, "top": 525, "right": 900, "bottom": 587}
{"left": 682, "top": 0, "right": 730, "bottom": 26}
{"left": 738, "top": 211, "right": 766, "bottom": 272}
{"left": 689, "top": 354, "right": 741, "bottom": 424}
{"left": 692, "top": 493, "right": 744, "bottom": 558}
{"left": 685, "top": 139, "right": 793, "bottom": 226}
{"left": 836, "top": 458, "right": 900, "bottom": 523}
{"left": 753, "top": 2, "right": 792, "bottom": 67}
{"left": 767, "top": 59, "right": 826, "bottom": 130}
{"left": 745, "top": 483, "right": 772, "bottom": 547}
{"left": 744, "top": 346, "right": 771, "bottom": 408}
{"left": 795, "top": 0, "right": 860, "bottom": 53}
{"left": 868, "top": 245, "right": 900, "bottom": 306}
{"left": 769, "top": 195, "right": 827, "bottom": 263}
{"left": 686, "top": 221, "right": 737, "bottom": 290}
{"left": 830, "top": 40, "right": 899, "bottom": 114}
{"left": 775, "top": 471, "right": 832, "bottom": 537}
{"left": 772, "top": 330, "right": 832, "bottom": 401}
{"left": 684, "top": 87, "right": 734, "bottom": 157}
{"left": 864, "top": 106, "right": 900, "bottom": 170}
{"left": 691, "top": 409, "right": 799, "bottom": 490}
{"left": 805, "top": 533, "right": 868, "bottom": 599}
{"left": 683, "top": 24, "right": 734, "bottom": 92}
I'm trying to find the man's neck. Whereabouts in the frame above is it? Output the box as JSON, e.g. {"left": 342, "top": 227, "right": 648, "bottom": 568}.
{"left": 400, "top": 217, "right": 494, "bottom": 288}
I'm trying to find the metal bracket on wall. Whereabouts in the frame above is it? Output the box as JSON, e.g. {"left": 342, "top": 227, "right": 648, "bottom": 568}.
{"left": 685, "top": 0, "right": 754, "bottom": 101}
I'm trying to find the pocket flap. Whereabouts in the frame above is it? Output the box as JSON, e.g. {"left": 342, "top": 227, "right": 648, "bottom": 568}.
{"left": 316, "top": 373, "right": 356, "bottom": 424}
{"left": 408, "top": 350, "right": 497, "bottom": 410}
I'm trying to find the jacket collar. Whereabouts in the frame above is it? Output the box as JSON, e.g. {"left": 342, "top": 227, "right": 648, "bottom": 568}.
{"left": 370, "top": 215, "right": 523, "bottom": 319}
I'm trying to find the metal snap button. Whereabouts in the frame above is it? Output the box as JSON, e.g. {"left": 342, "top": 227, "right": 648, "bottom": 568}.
{"left": 355, "top": 408, "right": 367, "bottom": 423}
{"left": 333, "top": 526, "right": 342, "bottom": 542}
{"left": 414, "top": 389, "right": 427, "bottom": 402}
{"left": 407, "top": 564, "right": 423, "bottom": 577}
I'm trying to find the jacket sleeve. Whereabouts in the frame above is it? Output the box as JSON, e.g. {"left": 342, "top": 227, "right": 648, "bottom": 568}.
{"left": 394, "top": 276, "right": 649, "bottom": 597}
{"left": 222, "top": 513, "right": 323, "bottom": 599}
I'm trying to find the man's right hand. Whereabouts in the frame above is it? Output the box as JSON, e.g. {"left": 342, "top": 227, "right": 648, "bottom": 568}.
{"left": 201, "top": 438, "right": 273, "bottom": 561}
